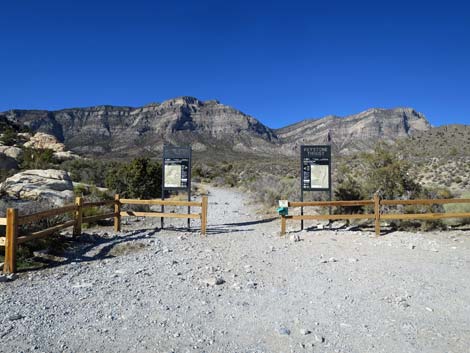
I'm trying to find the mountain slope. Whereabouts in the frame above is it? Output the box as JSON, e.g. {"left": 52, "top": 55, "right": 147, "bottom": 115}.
{"left": 2, "top": 98, "right": 432, "bottom": 157}
{"left": 276, "top": 108, "right": 431, "bottom": 154}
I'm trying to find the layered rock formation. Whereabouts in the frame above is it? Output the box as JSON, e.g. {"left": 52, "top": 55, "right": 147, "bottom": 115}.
{"left": 2, "top": 97, "right": 432, "bottom": 156}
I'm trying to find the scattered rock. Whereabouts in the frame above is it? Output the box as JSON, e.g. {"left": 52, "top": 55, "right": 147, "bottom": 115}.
{"left": 204, "top": 277, "right": 225, "bottom": 286}
{"left": 289, "top": 234, "right": 301, "bottom": 242}
{"left": 8, "top": 314, "right": 24, "bottom": 321}
{"left": 348, "top": 258, "right": 358, "bottom": 263}
{"left": 277, "top": 327, "right": 291, "bottom": 336}
{"left": 328, "top": 257, "right": 338, "bottom": 263}
{"left": 408, "top": 244, "right": 416, "bottom": 250}
{"left": 299, "top": 328, "right": 311, "bottom": 335}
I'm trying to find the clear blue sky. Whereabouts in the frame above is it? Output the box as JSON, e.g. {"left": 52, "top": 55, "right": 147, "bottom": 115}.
{"left": 1, "top": 0, "right": 469, "bottom": 127}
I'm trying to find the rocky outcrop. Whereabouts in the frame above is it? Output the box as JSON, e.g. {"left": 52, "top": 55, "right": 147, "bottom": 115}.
{"left": 0, "top": 170, "right": 74, "bottom": 207}
{"left": 0, "top": 154, "right": 18, "bottom": 171}
{"left": 3, "top": 98, "right": 432, "bottom": 156}
{"left": 0, "top": 145, "right": 22, "bottom": 159}
{"left": 23, "top": 132, "right": 66, "bottom": 152}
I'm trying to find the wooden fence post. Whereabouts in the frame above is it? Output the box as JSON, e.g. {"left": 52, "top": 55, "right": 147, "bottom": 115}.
{"left": 281, "top": 216, "right": 286, "bottom": 236}
{"left": 201, "top": 196, "right": 208, "bottom": 236}
{"left": 374, "top": 193, "right": 381, "bottom": 236}
{"left": 4, "top": 208, "right": 18, "bottom": 274}
{"left": 73, "top": 196, "right": 83, "bottom": 237}
{"left": 114, "top": 194, "right": 121, "bottom": 232}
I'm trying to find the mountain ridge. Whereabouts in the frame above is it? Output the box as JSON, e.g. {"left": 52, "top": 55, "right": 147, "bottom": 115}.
{"left": 1, "top": 97, "right": 434, "bottom": 157}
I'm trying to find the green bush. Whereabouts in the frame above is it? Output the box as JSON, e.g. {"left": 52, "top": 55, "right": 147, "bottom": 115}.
{"left": 105, "top": 157, "right": 162, "bottom": 199}
{"left": 20, "top": 148, "right": 56, "bottom": 169}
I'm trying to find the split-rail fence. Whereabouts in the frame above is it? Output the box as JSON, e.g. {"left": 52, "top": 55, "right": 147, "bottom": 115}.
{"left": 0, "top": 195, "right": 208, "bottom": 274}
{"left": 280, "top": 194, "right": 470, "bottom": 236}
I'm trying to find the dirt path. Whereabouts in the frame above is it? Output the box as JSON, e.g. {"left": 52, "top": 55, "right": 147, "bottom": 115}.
{"left": 1, "top": 185, "right": 470, "bottom": 353}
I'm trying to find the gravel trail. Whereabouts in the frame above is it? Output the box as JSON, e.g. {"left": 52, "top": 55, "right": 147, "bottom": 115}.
{"left": 1, "top": 185, "right": 470, "bottom": 353}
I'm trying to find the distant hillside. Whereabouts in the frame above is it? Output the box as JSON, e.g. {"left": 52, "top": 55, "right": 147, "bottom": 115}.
{"left": 276, "top": 107, "right": 430, "bottom": 154}
{"left": 2, "top": 97, "right": 432, "bottom": 157}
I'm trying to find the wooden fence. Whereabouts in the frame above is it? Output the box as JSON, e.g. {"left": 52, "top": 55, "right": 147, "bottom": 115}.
{"left": 0, "top": 195, "right": 208, "bottom": 274}
{"left": 280, "top": 194, "right": 470, "bottom": 236}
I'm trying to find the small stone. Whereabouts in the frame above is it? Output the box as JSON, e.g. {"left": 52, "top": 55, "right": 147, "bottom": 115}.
{"left": 300, "top": 328, "right": 311, "bottom": 335}
{"left": 314, "top": 334, "right": 325, "bottom": 343}
{"left": 204, "top": 277, "right": 225, "bottom": 286}
{"left": 328, "top": 257, "right": 338, "bottom": 263}
{"left": 425, "top": 307, "right": 433, "bottom": 312}
{"left": 289, "top": 234, "right": 301, "bottom": 242}
{"left": 277, "top": 327, "right": 291, "bottom": 336}
{"left": 246, "top": 281, "right": 258, "bottom": 289}
{"left": 8, "top": 314, "right": 24, "bottom": 321}
{"left": 317, "top": 224, "right": 324, "bottom": 230}
{"left": 348, "top": 258, "right": 358, "bottom": 263}
{"left": 408, "top": 244, "right": 416, "bottom": 250}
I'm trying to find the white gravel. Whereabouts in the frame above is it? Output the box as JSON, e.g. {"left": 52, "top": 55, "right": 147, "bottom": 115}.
{"left": 1, "top": 186, "right": 470, "bottom": 353}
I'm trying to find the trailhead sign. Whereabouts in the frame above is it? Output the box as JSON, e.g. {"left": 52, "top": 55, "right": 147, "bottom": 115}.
{"left": 301, "top": 145, "right": 331, "bottom": 191}
{"left": 300, "top": 145, "right": 332, "bottom": 230}
{"left": 163, "top": 146, "right": 191, "bottom": 190}
{"left": 162, "top": 145, "right": 192, "bottom": 229}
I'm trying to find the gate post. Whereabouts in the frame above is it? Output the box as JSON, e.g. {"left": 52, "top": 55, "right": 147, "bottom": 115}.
{"left": 374, "top": 193, "right": 381, "bottom": 236}
{"left": 4, "top": 208, "right": 18, "bottom": 274}
{"left": 281, "top": 215, "right": 286, "bottom": 236}
{"left": 73, "top": 196, "right": 83, "bottom": 237}
{"left": 114, "top": 194, "right": 121, "bottom": 232}
{"left": 201, "top": 196, "right": 208, "bottom": 236}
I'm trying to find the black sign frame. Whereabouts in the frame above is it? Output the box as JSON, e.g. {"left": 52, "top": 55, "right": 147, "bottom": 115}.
{"left": 300, "top": 145, "right": 332, "bottom": 230}
{"left": 161, "top": 145, "right": 192, "bottom": 229}
{"left": 301, "top": 145, "right": 331, "bottom": 192}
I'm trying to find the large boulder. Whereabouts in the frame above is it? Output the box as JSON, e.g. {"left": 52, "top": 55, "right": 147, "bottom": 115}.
{"left": 0, "top": 145, "right": 23, "bottom": 159}
{"left": 0, "top": 169, "right": 74, "bottom": 207}
{"left": 23, "top": 132, "right": 65, "bottom": 152}
{"left": 0, "top": 153, "right": 18, "bottom": 170}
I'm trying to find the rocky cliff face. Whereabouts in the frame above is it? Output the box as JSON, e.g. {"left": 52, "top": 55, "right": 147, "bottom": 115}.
{"left": 275, "top": 108, "right": 431, "bottom": 154}
{"left": 2, "top": 98, "right": 431, "bottom": 157}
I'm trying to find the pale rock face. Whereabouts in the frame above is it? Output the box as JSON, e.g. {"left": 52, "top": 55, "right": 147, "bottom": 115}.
{"left": 0, "top": 145, "right": 23, "bottom": 159}
{"left": 4, "top": 98, "right": 432, "bottom": 156}
{"left": 0, "top": 169, "right": 74, "bottom": 207}
{"left": 53, "top": 151, "right": 80, "bottom": 161}
{"left": 23, "top": 132, "right": 66, "bottom": 152}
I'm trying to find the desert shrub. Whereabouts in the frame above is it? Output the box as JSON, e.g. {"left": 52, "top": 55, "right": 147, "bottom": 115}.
{"left": 20, "top": 148, "right": 56, "bottom": 169}
{"left": 334, "top": 163, "right": 365, "bottom": 214}
{"left": 0, "top": 128, "right": 18, "bottom": 146}
{"left": 105, "top": 157, "right": 162, "bottom": 199}
{"left": 248, "top": 174, "right": 297, "bottom": 207}
{"left": 61, "top": 158, "right": 118, "bottom": 187}
{"left": 443, "top": 191, "right": 470, "bottom": 226}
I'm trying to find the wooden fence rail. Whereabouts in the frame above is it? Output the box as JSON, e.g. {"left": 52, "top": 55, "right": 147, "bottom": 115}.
{"left": 280, "top": 195, "right": 470, "bottom": 236}
{"left": 1, "top": 195, "right": 209, "bottom": 274}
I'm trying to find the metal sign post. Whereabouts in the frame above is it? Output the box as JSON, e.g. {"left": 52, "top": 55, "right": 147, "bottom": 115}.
{"left": 300, "top": 145, "right": 332, "bottom": 230}
{"left": 162, "top": 145, "right": 192, "bottom": 230}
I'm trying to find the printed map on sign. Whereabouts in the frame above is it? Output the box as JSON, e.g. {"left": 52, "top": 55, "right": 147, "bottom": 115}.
{"left": 164, "top": 165, "right": 182, "bottom": 188}
{"left": 310, "top": 164, "right": 329, "bottom": 189}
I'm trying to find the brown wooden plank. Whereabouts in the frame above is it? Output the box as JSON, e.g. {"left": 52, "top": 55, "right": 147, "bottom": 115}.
{"left": 120, "top": 211, "right": 201, "bottom": 219}
{"left": 120, "top": 199, "right": 201, "bottom": 207}
{"left": 0, "top": 218, "right": 7, "bottom": 226}
{"left": 381, "top": 212, "right": 470, "bottom": 220}
{"left": 381, "top": 198, "right": 470, "bottom": 206}
{"left": 374, "top": 193, "right": 381, "bottom": 236}
{"left": 73, "top": 197, "right": 83, "bottom": 237}
{"left": 4, "top": 209, "right": 18, "bottom": 273}
{"left": 286, "top": 213, "right": 374, "bottom": 221}
{"left": 289, "top": 200, "right": 374, "bottom": 207}
{"left": 82, "top": 200, "right": 115, "bottom": 208}
{"left": 18, "top": 205, "right": 78, "bottom": 225}
{"left": 281, "top": 216, "right": 286, "bottom": 236}
{"left": 114, "top": 194, "right": 121, "bottom": 232}
{"left": 17, "top": 220, "right": 76, "bottom": 245}
{"left": 200, "top": 196, "right": 208, "bottom": 236}
{"left": 0, "top": 237, "right": 5, "bottom": 247}
{"left": 82, "top": 212, "right": 116, "bottom": 224}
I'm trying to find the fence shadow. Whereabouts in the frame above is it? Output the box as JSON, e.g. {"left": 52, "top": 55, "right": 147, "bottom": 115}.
{"left": 17, "top": 229, "right": 162, "bottom": 273}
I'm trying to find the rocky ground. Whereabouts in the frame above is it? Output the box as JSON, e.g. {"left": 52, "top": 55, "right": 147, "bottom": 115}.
{"left": 1, "top": 186, "right": 470, "bottom": 353}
